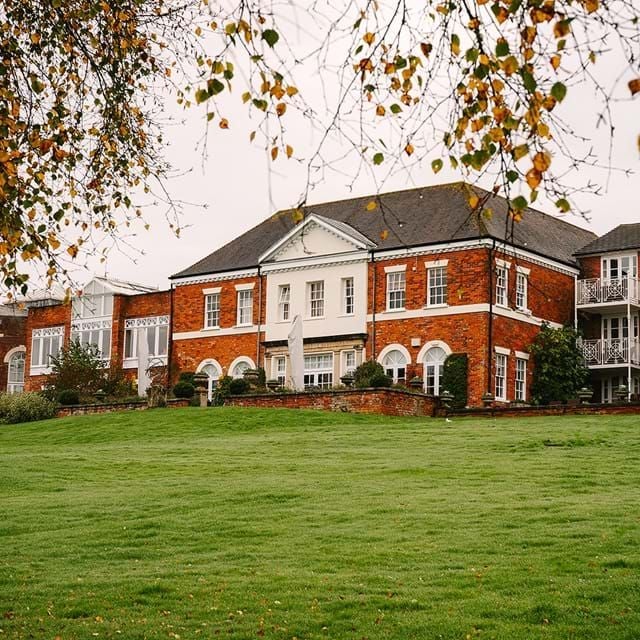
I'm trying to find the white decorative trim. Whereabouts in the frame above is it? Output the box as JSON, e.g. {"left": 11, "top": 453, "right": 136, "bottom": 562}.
{"left": 172, "top": 269, "right": 259, "bottom": 286}
{"left": 417, "top": 340, "right": 452, "bottom": 363}
{"left": 124, "top": 315, "right": 169, "bottom": 329}
{"left": 368, "top": 303, "right": 562, "bottom": 329}
{"left": 516, "top": 265, "right": 531, "bottom": 275}
{"left": 173, "top": 324, "right": 259, "bottom": 341}
{"left": 229, "top": 355, "right": 256, "bottom": 376}
{"left": 495, "top": 346, "right": 511, "bottom": 356}
{"left": 32, "top": 326, "right": 65, "bottom": 338}
{"left": 384, "top": 264, "right": 406, "bottom": 273}
{"left": 260, "top": 252, "right": 369, "bottom": 274}
{"left": 235, "top": 283, "right": 255, "bottom": 291}
{"left": 196, "top": 358, "right": 223, "bottom": 376}
{"left": 496, "top": 258, "right": 511, "bottom": 269}
{"left": 515, "top": 351, "right": 530, "bottom": 360}
{"left": 424, "top": 259, "right": 449, "bottom": 268}
{"left": 377, "top": 343, "right": 412, "bottom": 365}
{"left": 202, "top": 287, "right": 221, "bottom": 295}
{"left": 3, "top": 345, "right": 26, "bottom": 364}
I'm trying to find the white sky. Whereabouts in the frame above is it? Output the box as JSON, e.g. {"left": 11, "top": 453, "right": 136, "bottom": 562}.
{"left": 63, "top": 7, "right": 639, "bottom": 292}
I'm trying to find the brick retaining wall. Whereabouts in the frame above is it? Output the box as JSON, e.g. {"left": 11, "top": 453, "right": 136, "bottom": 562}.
{"left": 444, "top": 402, "right": 640, "bottom": 419}
{"left": 225, "top": 388, "right": 437, "bottom": 417}
{"left": 56, "top": 397, "right": 189, "bottom": 418}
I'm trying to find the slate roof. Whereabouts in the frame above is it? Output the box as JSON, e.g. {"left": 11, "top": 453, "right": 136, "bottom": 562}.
{"left": 171, "top": 182, "right": 597, "bottom": 279}
{"left": 574, "top": 223, "right": 640, "bottom": 256}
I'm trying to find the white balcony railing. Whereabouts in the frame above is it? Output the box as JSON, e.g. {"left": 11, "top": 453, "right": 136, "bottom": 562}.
{"left": 580, "top": 338, "right": 640, "bottom": 366}
{"left": 577, "top": 277, "right": 639, "bottom": 306}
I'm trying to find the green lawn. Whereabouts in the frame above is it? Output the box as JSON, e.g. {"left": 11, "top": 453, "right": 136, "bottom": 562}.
{"left": 1, "top": 408, "right": 639, "bottom": 639}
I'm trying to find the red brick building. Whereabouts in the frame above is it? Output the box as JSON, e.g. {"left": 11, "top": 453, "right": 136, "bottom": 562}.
{"left": 2, "top": 182, "right": 637, "bottom": 406}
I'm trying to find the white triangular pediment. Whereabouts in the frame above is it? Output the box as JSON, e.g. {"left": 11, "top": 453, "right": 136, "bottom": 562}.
{"left": 260, "top": 214, "right": 375, "bottom": 263}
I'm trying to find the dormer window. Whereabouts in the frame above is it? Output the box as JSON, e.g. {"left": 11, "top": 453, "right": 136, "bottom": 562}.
{"left": 602, "top": 255, "right": 637, "bottom": 283}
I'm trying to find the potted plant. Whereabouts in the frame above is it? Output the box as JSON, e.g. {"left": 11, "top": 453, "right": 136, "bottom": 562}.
{"left": 266, "top": 379, "right": 281, "bottom": 391}
{"left": 615, "top": 384, "right": 628, "bottom": 403}
{"left": 340, "top": 373, "right": 355, "bottom": 387}
{"left": 481, "top": 391, "right": 495, "bottom": 407}
{"left": 409, "top": 376, "right": 423, "bottom": 390}
{"left": 577, "top": 387, "right": 593, "bottom": 404}
{"left": 440, "top": 389, "right": 454, "bottom": 409}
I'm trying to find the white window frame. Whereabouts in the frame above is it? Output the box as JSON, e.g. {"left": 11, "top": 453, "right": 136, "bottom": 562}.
{"left": 278, "top": 284, "right": 291, "bottom": 322}
{"left": 515, "top": 267, "right": 529, "bottom": 312}
{"left": 303, "top": 352, "right": 333, "bottom": 388}
{"left": 30, "top": 326, "right": 64, "bottom": 373}
{"left": 495, "top": 351, "right": 507, "bottom": 401}
{"left": 272, "top": 356, "right": 287, "bottom": 385}
{"left": 236, "top": 289, "right": 253, "bottom": 326}
{"left": 426, "top": 261, "right": 448, "bottom": 307}
{"left": 381, "top": 349, "right": 408, "bottom": 384}
{"left": 7, "top": 349, "right": 25, "bottom": 394}
{"left": 386, "top": 270, "right": 406, "bottom": 311}
{"left": 204, "top": 291, "right": 221, "bottom": 329}
{"left": 307, "top": 281, "right": 325, "bottom": 319}
{"left": 515, "top": 357, "right": 527, "bottom": 402}
{"left": 602, "top": 254, "right": 637, "bottom": 283}
{"left": 342, "top": 277, "right": 355, "bottom": 316}
{"left": 341, "top": 350, "right": 357, "bottom": 376}
{"left": 71, "top": 319, "right": 112, "bottom": 362}
{"left": 123, "top": 316, "right": 170, "bottom": 368}
{"left": 495, "top": 260, "right": 510, "bottom": 308}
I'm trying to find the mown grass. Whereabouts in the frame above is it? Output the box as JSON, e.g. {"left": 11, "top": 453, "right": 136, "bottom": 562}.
{"left": 1, "top": 407, "right": 639, "bottom": 639}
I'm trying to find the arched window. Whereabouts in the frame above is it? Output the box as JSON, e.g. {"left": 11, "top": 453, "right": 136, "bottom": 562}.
{"left": 382, "top": 349, "right": 407, "bottom": 384}
{"left": 231, "top": 361, "right": 251, "bottom": 379}
{"left": 423, "top": 346, "right": 447, "bottom": 396}
{"left": 7, "top": 351, "right": 25, "bottom": 394}
{"left": 197, "top": 360, "right": 222, "bottom": 402}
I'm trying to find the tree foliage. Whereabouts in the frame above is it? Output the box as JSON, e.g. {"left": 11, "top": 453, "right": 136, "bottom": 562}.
{"left": 47, "top": 339, "right": 105, "bottom": 396}
{"left": 2, "top": 0, "right": 638, "bottom": 294}
{"left": 441, "top": 353, "right": 468, "bottom": 408}
{"left": 529, "top": 322, "right": 589, "bottom": 404}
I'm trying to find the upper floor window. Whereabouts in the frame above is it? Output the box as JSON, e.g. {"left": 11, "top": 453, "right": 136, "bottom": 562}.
{"left": 602, "top": 255, "right": 637, "bottom": 282}
{"left": 31, "top": 326, "right": 64, "bottom": 369}
{"left": 515, "top": 269, "right": 529, "bottom": 311}
{"left": 72, "top": 280, "right": 113, "bottom": 319}
{"left": 495, "top": 262, "right": 509, "bottom": 307}
{"left": 205, "top": 292, "right": 220, "bottom": 328}
{"left": 308, "top": 281, "right": 325, "bottom": 318}
{"left": 71, "top": 323, "right": 112, "bottom": 360}
{"left": 278, "top": 285, "right": 290, "bottom": 322}
{"left": 124, "top": 316, "right": 169, "bottom": 360}
{"left": 427, "top": 264, "right": 448, "bottom": 306}
{"left": 342, "top": 277, "right": 354, "bottom": 315}
{"left": 237, "top": 289, "right": 253, "bottom": 325}
{"left": 386, "top": 270, "right": 406, "bottom": 311}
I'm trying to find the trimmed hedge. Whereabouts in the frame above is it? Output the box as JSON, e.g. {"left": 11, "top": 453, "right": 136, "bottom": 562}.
{"left": 354, "top": 360, "right": 385, "bottom": 388}
{"left": 173, "top": 381, "right": 195, "bottom": 399}
{"left": 441, "top": 353, "right": 468, "bottom": 409}
{"left": 0, "top": 393, "right": 57, "bottom": 424}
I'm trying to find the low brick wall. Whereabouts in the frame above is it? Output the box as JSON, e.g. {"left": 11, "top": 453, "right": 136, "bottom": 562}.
{"left": 445, "top": 401, "right": 640, "bottom": 419}
{"left": 225, "top": 387, "right": 436, "bottom": 417}
{"left": 56, "top": 398, "right": 189, "bottom": 418}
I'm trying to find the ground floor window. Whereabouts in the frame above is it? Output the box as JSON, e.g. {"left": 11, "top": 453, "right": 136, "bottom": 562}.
{"left": 515, "top": 358, "right": 527, "bottom": 401}
{"left": 198, "top": 360, "right": 222, "bottom": 402}
{"left": 7, "top": 351, "right": 25, "bottom": 393}
{"left": 495, "top": 353, "right": 507, "bottom": 401}
{"left": 424, "top": 346, "right": 447, "bottom": 395}
{"left": 273, "top": 356, "right": 287, "bottom": 386}
{"left": 341, "top": 350, "right": 356, "bottom": 376}
{"left": 382, "top": 349, "right": 407, "bottom": 384}
{"left": 601, "top": 375, "right": 640, "bottom": 402}
{"left": 304, "top": 353, "right": 333, "bottom": 389}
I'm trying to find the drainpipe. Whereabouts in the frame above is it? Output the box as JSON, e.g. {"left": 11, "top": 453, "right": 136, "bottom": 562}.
{"left": 370, "top": 250, "right": 376, "bottom": 361}
{"left": 627, "top": 294, "right": 632, "bottom": 400}
{"left": 487, "top": 239, "right": 496, "bottom": 394}
{"left": 256, "top": 265, "right": 263, "bottom": 369}
{"left": 168, "top": 282, "right": 174, "bottom": 386}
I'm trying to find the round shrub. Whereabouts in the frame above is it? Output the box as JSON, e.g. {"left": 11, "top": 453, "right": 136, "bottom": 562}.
{"left": 0, "top": 393, "right": 57, "bottom": 424}
{"left": 369, "top": 372, "right": 392, "bottom": 388}
{"left": 178, "top": 371, "right": 196, "bottom": 385}
{"left": 57, "top": 389, "right": 80, "bottom": 406}
{"left": 173, "top": 381, "right": 195, "bottom": 399}
{"left": 354, "top": 360, "right": 385, "bottom": 388}
{"left": 228, "top": 377, "right": 250, "bottom": 395}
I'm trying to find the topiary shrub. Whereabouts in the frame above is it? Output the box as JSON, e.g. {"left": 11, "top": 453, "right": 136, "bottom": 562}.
{"left": 229, "top": 377, "right": 251, "bottom": 395}
{"left": 0, "top": 393, "right": 57, "bottom": 424}
{"left": 173, "top": 381, "right": 195, "bottom": 398}
{"left": 441, "top": 353, "right": 468, "bottom": 408}
{"left": 178, "top": 371, "right": 196, "bottom": 385}
{"left": 354, "top": 360, "right": 385, "bottom": 388}
{"left": 57, "top": 389, "right": 80, "bottom": 406}
{"left": 369, "top": 372, "right": 392, "bottom": 388}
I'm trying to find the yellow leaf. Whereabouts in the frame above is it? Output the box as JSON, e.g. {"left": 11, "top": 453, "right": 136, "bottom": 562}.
{"left": 513, "top": 144, "right": 529, "bottom": 162}
{"left": 583, "top": 0, "right": 599, "bottom": 13}
{"left": 628, "top": 78, "right": 640, "bottom": 96}
{"left": 219, "top": 118, "right": 229, "bottom": 129}
{"left": 249, "top": 131, "right": 256, "bottom": 142}
{"left": 468, "top": 194, "right": 479, "bottom": 209}
{"left": 271, "top": 146, "right": 278, "bottom": 161}
{"left": 30, "top": 33, "right": 41, "bottom": 45}
{"left": 286, "top": 144, "right": 293, "bottom": 158}
{"left": 550, "top": 54, "right": 561, "bottom": 70}
{"left": 276, "top": 102, "right": 287, "bottom": 117}
{"left": 363, "top": 32, "right": 375, "bottom": 45}
{"left": 376, "top": 104, "right": 386, "bottom": 116}
{"left": 241, "top": 91, "right": 251, "bottom": 103}
{"left": 366, "top": 200, "right": 377, "bottom": 211}
{"left": 380, "top": 229, "right": 389, "bottom": 240}
{"left": 67, "top": 244, "right": 79, "bottom": 258}
{"left": 271, "top": 85, "right": 285, "bottom": 99}
{"left": 286, "top": 86, "right": 299, "bottom": 97}
{"left": 533, "top": 151, "right": 551, "bottom": 172}
{"left": 526, "top": 168, "right": 542, "bottom": 189}
{"left": 404, "top": 143, "right": 414, "bottom": 156}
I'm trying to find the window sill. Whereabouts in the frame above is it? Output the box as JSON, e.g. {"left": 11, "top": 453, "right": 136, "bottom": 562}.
{"left": 235, "top": 323, "right": 254, "bottom": 328}
{"left": 515, "top": 307, "right": 532, "bottom": 316}
{"left": 201, "top": 325, "right": 221, "bottom": 332}
{"left": 30, "top": 366, "right": 52, "bottom": 376}
{"left": 337, "top": 313, "right": 356, "bottom": 318}
{"left": 423, "top": 303, "right": 448, "bottom": 309}
{"left": 305, "top": 316, "right": 326, "bottom": 321}
{"left": 495, "top": 303, "right": 510, "bottom": 310}
{"left": 275, "top": 319, "right": 291, "bottom": 324}
{"left": 383, "top": 308, "right": 406, "bottom": 314}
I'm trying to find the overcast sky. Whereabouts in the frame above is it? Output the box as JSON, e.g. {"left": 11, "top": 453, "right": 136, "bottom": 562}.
{"left": 62, "top": 7, "right": 638, "bottom": 292}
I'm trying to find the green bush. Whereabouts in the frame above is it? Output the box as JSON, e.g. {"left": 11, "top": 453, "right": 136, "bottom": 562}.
{"left": 354, "top": 360, "right": 385, "bottom": 388}
{"left": 57, "top": 390, "right": 80, "bottom": 406}
{"left": 229, "top": 377, "right": 251, "bottom": 395}
{"left": 48, "top": 341, "right": 104, "bottom": 396}
{"left": 173, "top": 381, "right": 195, "bottom": 398}
{"left": 0, "top": 393, "right": 57, "bottom": 424}
{"left": 178, "top": 371, "right": 196, "bottom": 385}
{"left": 369, "top": 372, "right": 392, "bottom": 388}
{"left": 441, "top": 353, "right": 468, "bottom": 408}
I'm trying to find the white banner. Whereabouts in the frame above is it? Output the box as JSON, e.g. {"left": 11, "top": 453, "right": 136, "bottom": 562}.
{"left": 287, "top": 315, "right": 305, "bottom": 391}
{"left": 137, "top": 329, "right": 151, "bottom": 397}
